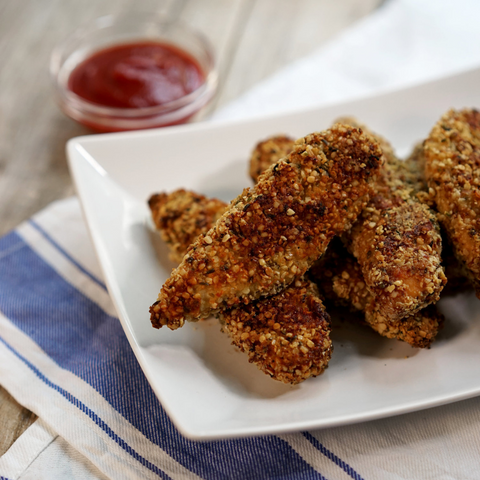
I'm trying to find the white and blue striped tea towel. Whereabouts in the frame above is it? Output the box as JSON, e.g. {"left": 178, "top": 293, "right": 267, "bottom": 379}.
{"left": 1, "top": 198, "right": 480, "bottom": 480}
{"left": 0, "top": 199, "right": 370, "bottom": 479}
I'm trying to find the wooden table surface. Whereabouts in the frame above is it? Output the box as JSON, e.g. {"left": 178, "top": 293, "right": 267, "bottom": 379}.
{"left": 0, "top": 0, "right": 382, "bottom": 458}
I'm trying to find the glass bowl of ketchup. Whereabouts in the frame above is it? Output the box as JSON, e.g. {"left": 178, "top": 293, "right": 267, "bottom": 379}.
{"left": 50, "top": 12, "right": 218, "bottom": 132}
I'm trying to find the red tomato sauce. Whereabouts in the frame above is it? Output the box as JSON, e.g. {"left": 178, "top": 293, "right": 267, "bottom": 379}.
{"left": 68, "top": 41, "right": 205, "bottom": 109}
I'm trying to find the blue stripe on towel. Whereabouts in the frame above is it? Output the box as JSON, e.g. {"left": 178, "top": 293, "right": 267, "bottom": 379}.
{"left": 302, "top": 432, "right": 364, "bottom": 480}
{"left": 0, "top": 335, "right": 172, "bottom": 480}
{"left": 28, "top": 219, "right": 108, "bottom": 292}
{"left": 0, "top": 231, "right": 326, "bottom": 480}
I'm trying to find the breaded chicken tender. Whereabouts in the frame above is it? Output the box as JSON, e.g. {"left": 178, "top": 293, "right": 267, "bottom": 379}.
{"left": 423, "top": 108, "right": 480, "bottom": 297}
{"left": 311, "top": 240, "right": 443, "bottom": 348}
{"left": 150, "top": 124, "right": 383, "bottom": 330}
{"left": 249, "top": 135, "right": 295, "bottom": 183}
{"left": 406, "top": 142, "right": 470, "bottom": 295}
{"left": 349, "top": 202, "right": 445, "bottom": 320}
{"left": 331, "top": 253, "right": 443, "bottom": 349}
{"left": 339, "top": 118, "right": 446, "bottom": 321}
{"left": 219, "top": 279, "right": 332, "bottom": 384}
{"left": 149, "top": 190, "right": 227, "bottom": 263}
{"left": 149, "top": 189, "right": 332, "bottom": 383}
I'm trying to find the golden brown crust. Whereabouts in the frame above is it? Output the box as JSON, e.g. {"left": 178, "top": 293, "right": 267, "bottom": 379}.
{"left": 405, "top": 142, "right": 470, "bottom": 295}
{"left": 339, "top": 118, "right": 446, "bottom": 320}
{"left": 150, "top": 189, "right": 333, "bottom": 383}
{"left": 331, "top": 252, "right": 443, "bottom": 348}
{"left": 367, "top": 305, "right": 444, "bottom": 349}
{"left": 150, "top": 124, "right": 383, "bottom": 330}
{"left": 335, "top": 117, "right": 396, "bottom": 164}
{"left": 311, "top": 240, "right": 443, "bottom": 348}
{"left": 349, "top": 202, "right": 445, "bottom": 320}
{"left": 249, "top": 135, "right": 295, "bottom": 183}
{"left": 423, "top": 108, "right": 480, "bottom": 297}
{"left": 219, "top": 279, "right": 332, "bottom": 384}
{"left": 323, "top": 246, "right": 379, "bottom": 310}
{"left": 148, "top": 190, "right": 227, "bottom": 263}
{"left": 310, "top": 240, "right": 369, "bottom": 310}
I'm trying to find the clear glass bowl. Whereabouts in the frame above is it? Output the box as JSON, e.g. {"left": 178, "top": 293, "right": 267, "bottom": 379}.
{"left": 50, "top": 13, "right": 218, "bottom": 132}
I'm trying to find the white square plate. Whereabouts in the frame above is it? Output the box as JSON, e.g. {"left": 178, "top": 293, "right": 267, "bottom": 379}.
{"left": 68, "top": 67, "right": 480, "bottom": 440}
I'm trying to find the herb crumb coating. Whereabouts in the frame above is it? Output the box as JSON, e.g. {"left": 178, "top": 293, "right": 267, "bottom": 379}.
{"left": 149, "top": 189, "right": 332, "bottom": 383}
{"left": 331, "top": 253, "right": 443, "bottom": 349}
{"left": 423, "top": 108, "right": 480, "bottom": 297}
{"left": 311, "top": 241, "right": 444, "bottom": 348}
{"left": 249, "top": 135, "right": 295, "bottom": 183}
{"left": 338, "top": 118, "right": 446, "bottom": 321}
{"left": 219, "top": 279, "right": 332, "bottom": 384}
{"left": 150, "top": 124, "right": 383, "bottom": 330}
{"left": 148, "top": 190, "right": 227, "bottom": 264}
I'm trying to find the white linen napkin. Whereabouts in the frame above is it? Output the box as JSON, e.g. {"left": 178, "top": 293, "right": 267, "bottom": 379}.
{"left": 1, "top": 0, "right": 480, "bottom": 479}
{"left": 214, "top": 0, "right": 480, "bottom": 122}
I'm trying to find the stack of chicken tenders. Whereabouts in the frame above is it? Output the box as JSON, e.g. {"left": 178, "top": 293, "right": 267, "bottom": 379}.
{"left": 148, "top": 108, "right": 480, "bottom": 385}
